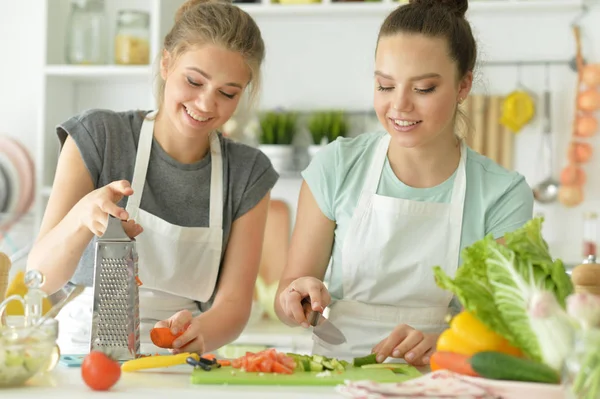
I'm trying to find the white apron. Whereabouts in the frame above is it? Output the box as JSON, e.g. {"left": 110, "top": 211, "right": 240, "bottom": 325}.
{"left": 312, "top": 135, "right": 467, "bottom": 361}
{"left": 56, "top": 111, "right": 224, "bottom": 354}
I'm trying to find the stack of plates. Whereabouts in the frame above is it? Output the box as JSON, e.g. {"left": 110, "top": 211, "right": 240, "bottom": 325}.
{"left": 0, "top": 136, "right": 35, "bottom": 215}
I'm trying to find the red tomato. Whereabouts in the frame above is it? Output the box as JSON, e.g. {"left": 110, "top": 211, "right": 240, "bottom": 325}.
{"left": 81, "top": 351, "right": 121, "bottom": 391}
{"left": 272, "top": 362, "right": 293, "bottom": 374}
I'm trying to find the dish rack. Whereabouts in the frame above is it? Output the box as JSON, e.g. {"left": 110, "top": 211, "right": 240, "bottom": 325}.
{"left": 0, "top": 134, "right": 36, "bottom": 274}
{"left": 0, "top": 213, "right": 34, "bottom": 275}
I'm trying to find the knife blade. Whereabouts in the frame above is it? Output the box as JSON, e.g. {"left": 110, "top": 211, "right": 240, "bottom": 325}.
{"left": 302, "top": 298, "right": 346, "bottom": 345}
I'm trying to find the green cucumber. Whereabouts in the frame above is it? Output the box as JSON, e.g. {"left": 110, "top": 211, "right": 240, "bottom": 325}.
{"left": 309, "top": 360, "right": 324, "bottom": 371}
{"left": 353, "top": 353, "right": 377, "bottom": 367}
{"left": 312, "top": 355, "right": 324, "bottom": 363}
{"left": 470, "top": 351, "right": 560, "bottom": 384}
{"left": 286, "top": 352, "right": 350, "bottom": 372}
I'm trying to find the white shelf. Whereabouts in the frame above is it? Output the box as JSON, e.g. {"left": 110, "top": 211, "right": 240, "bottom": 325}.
{"left": 44, "top": 65, "right": 153, "bottom": 79}
{"left": 236, "top": 0, "right": 584, "bottom": 16}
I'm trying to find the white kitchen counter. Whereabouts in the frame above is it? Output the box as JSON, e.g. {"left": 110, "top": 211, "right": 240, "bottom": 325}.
{"left": 1, "top": 319, "right": 330, "bottom": 398}
{"left": 4, "top": 365, "right": 345, "bottom": 398}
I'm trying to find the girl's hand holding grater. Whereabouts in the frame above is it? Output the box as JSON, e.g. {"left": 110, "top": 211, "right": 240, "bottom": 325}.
{"left": 74, "top": 179, "right": 143, "bottom": 238}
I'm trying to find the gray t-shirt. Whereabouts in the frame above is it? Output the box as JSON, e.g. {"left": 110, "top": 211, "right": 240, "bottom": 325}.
{"left": 57, "top": 109, "right": 279, "bottom": 307}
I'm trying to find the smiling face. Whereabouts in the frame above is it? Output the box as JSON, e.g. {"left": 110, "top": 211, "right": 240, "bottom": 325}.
{"left": 374, "top": 33, "right": 472, "bottom": 149}
{"left": 160, "top": 44, "right": 251, "bottom": 139}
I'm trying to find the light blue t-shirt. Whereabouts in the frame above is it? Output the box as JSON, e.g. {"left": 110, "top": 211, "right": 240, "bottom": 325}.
{"left": 302, "top": 131, "right": 534, "bottom": 301}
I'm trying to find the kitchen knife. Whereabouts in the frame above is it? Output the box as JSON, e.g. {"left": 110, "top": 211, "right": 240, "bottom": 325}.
{"left": 302, "top": 298, "right": 346, "bottom": 345}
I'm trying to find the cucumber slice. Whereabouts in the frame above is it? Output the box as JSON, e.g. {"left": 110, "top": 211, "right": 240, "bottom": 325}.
{"left": 312, "top": 355, "right": 324, "bottom": 363}
{"left": 353, "top": 353, "right": 377, "bottom": 367}
{"left": 309, "top": 361, "right": 324, "bottom": 371}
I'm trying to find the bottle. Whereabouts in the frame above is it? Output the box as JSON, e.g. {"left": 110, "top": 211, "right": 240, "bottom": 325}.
{"left": 571, "top": 212, "right": 600, "bottom": 295}
{"left": 23, "top": 270, "right": 47, "bottom": 326}
{"left": 114, "top": 10, "right": 150, "bottom": 65}
{"left": 65, "top": 0, "right": 107, "bottom": 65}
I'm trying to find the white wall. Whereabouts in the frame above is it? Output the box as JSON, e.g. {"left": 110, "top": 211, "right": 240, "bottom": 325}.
{"left": 1, "top": 1, "right": 599, "bottom": 267}
{"left": 0, "top": 0, "right": 44, "bottom": 151}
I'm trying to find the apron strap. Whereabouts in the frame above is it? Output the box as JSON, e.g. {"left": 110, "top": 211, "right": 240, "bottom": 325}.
{"left": 126, "top": 111, "right": 156, "bottom": 219}
{"left": 446, "top": 140, "right": 468, "bottom": 269}
{"left": 353, "top": 134, "right": 390, "bottom": 210}
{"left": 362, "top": 134, "right": 390, "bottom": 195}
{"left": 208, "top": 131, "right": 223, "bottom": 228}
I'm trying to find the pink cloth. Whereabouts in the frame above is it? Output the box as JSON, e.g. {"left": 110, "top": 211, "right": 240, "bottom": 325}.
{"left": 336, "top": 370, "right": 565, "bottom": 399}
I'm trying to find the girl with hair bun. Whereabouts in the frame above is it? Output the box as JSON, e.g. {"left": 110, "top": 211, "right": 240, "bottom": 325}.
{"left": 28, "top": 0, "right": 277, "bottom": 355}
{"left": 276, "top": 0, "right": 533, "bottom": 366}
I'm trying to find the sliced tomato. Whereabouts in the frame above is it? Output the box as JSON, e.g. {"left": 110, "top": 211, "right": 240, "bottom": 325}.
{"left": 272, "top": 362, "right": 293, "bottom": 374}
{"left": 248, "top": 355, "right": 264, "bottom": 371}
{"left": 260, "top": 358, "right": 274, "bottom": 373}
{"left": 264, "top": 348, "right": 278, "bottom": 360}
{"left": 279, "top": 356, "right": 297, "bottom": 370}
{"left": 230, "top": 349, "right": 295, "bottom": 374}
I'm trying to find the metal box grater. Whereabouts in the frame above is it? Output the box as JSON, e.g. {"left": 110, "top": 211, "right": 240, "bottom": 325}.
{"left": 90, "top": 216, "right": 140, "bottom": 360}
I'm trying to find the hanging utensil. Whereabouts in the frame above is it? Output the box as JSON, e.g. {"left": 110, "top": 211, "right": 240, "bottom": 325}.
{"left": 533, "top": 64, "right": 560, "bottom": 203}
{"left": 500, "top": 63, "right": 536, "bottom": 133}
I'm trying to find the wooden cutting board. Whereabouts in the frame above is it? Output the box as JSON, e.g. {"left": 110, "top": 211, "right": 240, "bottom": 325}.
{"left": 191, "top": 366, "right": 420, "bottom": 386}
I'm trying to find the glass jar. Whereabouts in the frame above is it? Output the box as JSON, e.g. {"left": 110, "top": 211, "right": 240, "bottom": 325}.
{"left": 65, "top": 0, "right": 107, "bottom": 65}
{"left": 114, "top": 10, "right": 150, "bottom": 65}
{"left": 563, "top": 328, "right": 600, "bottom": 399}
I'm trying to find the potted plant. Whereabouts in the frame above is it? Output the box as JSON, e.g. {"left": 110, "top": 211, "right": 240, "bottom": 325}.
{"left": 258, "top": 110, "right": 298, "bottom": 173}
{"left": 307, "top": 110, "right": 348, "bottom": 159}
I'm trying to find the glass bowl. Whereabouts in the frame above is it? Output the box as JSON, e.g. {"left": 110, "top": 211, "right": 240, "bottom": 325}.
{"left": 563, "top": 328, "right": 600, "bottom": 399}
{"left": 0, "top": 316, "right": 59, "bottom": 388}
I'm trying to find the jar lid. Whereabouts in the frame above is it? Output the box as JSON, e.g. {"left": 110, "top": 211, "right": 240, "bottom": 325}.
{"left": 118, "top": 9, "right": 150, "bottom": 25}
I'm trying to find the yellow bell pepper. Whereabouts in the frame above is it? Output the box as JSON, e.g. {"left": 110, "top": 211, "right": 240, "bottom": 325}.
{"left": 437, "top": 311, "right": 522, "bottom": 357}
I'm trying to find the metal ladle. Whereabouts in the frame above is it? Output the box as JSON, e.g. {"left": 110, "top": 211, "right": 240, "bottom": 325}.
{"left": 533, "top": 64, "right": 560, "bottom": 203}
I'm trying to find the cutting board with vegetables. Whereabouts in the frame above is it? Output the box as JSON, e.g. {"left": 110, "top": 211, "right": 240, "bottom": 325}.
{"left": 189, "top": 350, "right": 421, "bottom": 386}
{"left": 190, "top": 365, "right": 418, "bottom": 386}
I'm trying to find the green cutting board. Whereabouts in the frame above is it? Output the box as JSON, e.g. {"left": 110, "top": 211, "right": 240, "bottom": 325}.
{"left": 191, "top": 366, "right": 420, "bottom": 386}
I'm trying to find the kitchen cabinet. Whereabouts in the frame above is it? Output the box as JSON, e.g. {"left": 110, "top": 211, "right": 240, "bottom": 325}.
{"left": 35, "top": 0, "right": 586, "bottom": 230}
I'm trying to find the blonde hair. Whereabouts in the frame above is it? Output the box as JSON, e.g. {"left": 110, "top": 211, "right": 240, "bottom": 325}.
{"left": 455, "top": 107, "right": 472, "bottom": 139}
{"left": 155, "top": 0, "right": 265, "bottom": 109}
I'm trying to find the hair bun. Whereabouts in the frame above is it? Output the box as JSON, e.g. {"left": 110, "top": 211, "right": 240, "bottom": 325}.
{"left": 409, "top": 0, "right": 468, "bottom": 18}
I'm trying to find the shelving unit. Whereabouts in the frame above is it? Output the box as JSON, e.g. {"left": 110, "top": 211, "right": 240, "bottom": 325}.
{"left": 237, "top": 0, "right": 582, "bottom": 15}
{"left": 35, "top": 0, "right": 586, "bottom": 229}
